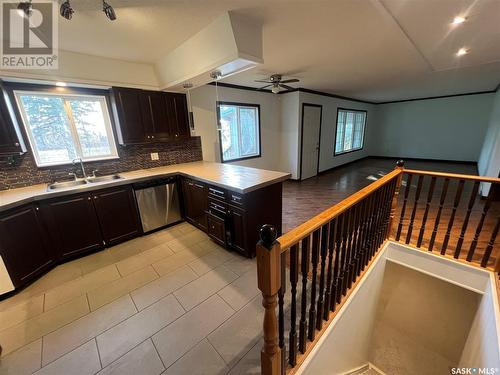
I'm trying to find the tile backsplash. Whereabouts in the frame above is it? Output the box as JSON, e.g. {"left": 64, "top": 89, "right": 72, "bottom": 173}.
{"left": 0, "top": 137, "right": 203, "bottom": 190}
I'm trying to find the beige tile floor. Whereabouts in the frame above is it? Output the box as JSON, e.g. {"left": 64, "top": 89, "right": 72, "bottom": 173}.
{"left": 0, "top": 222, "right": 263, "bottom": 375}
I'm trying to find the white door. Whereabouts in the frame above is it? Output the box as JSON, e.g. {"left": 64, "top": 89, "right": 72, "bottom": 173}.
{"left": 301, "top": 105, "right": 322, "bottom": 180}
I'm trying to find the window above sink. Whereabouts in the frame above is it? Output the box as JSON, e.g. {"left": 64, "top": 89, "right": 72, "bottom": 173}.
{"left": 14, "top": 90, "right": 119, "bottom": 167}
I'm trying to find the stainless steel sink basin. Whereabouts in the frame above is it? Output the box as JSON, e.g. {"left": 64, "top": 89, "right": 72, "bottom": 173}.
{"left": 47, "top": 179, "right": 88, "bottom": 191}
{"left": 86, "top": 174, "right": 123, "bottom": 183}
{"left": 47, "top": 174, "right": 123, "bottom": 191}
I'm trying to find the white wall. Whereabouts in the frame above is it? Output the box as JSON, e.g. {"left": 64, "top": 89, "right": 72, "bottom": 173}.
{"left": 372, "top": 93, "right": 495, "bottom": 162}
{"left": 298, "top": 92, "right": 377, "bottom": 173}
{"left": 279, "top": 91, "right": 301, "bottom": 179}
{"left": 478, "top": 90, "right": 500, "bottom": 195}
{"left": 189, "top": 85, "right": 285, "bottom": 172}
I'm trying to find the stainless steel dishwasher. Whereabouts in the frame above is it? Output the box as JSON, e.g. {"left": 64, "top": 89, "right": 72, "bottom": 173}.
{"left": 133, "top": 177, "right": 182, "bottom": 233}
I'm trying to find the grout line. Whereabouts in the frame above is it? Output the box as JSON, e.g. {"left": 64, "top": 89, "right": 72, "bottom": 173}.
{"left": 150, "top": 338, "right": 167, "bottom": 371}
{"left": 40, "top": 335, "right": 44, "bottom": 371}
{"left": 206, "top": 337, "right": 229, "bottom": 366}
{"left": 129, "top": 293, "right": 139, "bottom": 313}
{"left": 42, "top": 293, "right": 46, "bottom": 312}
{"left": 94, "top": 338, "right": 103, "bottom": 370}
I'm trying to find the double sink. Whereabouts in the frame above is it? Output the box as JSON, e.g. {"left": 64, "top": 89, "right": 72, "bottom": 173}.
{"left": 47, "top": 174, "right": 123, "bottom": 191}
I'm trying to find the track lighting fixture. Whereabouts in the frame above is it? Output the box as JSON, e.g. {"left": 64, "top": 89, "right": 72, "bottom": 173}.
{"left": 60, "top": 0, "right": 74, "bottom": 20}
{"left": 17, "top": 0, "right": 32, "bottom": 17}
{"left": 103, "top": 0, "right": 117, "bottom": 21}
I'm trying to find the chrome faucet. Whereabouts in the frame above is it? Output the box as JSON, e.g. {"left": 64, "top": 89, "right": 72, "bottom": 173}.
{"left": 72, "top": 158, "right": 87, "bottom": 179}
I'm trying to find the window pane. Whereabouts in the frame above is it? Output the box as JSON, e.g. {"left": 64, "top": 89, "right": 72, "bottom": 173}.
{"left": 218, "top": 104, "right": 260, "bottom": 162}
{"left": 69, "top": 99, "right": 113, "bottom": 158}
{"left": 19, "top": 95, "right": 77, "bottom": 165}
{"left": 344, "top": 112, "right": 354, "bottom": 150}
{"left": 336, "top": 111, "right": 345, "bottom": 153}
{"left": 239, "top": 107, "right": 258, "bottom": 157}
{"left": 335, "top": 109, "right": 366, "bottom": 154}
{"left": 220, "top": 105, "right": 239, "bottom": 161}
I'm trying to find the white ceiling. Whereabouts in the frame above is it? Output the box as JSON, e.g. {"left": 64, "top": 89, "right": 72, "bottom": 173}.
{"left": 55, "top": 0, "right": 500, "bottom": 102}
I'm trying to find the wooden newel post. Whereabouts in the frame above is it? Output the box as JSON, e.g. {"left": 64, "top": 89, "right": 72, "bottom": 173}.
{"left": 387, "top": 160, "right": 404, "bottom": 239}
{"left": 257, "top": 224, "right": 282, "bottom": 375}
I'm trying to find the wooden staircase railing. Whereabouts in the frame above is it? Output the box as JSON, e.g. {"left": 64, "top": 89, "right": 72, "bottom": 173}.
{"left": 256, "top": 160, "right": 500, "bottom": 375}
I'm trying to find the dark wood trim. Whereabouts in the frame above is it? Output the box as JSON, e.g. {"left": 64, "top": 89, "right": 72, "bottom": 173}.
{"left": 299, "top": 103, "right": 323, "bottom": 180}
{"left": 2, "top": 81, "right": 110, "bottom": 96}
{"left": 284, "top": 88, "right": 376, "bottom": 105}
{"left": 211, "top": 81, "right": 499, "bottom": 105}
{"left": 333, "top": 107, "right": 367, "bottom": 157}
{"left": 209, "top": 82, "right": 272, "bottom": 94}
{"left": 377, "top": 90, "right": 496, "bottom": 105}
{"left": 216, "top": 101, "right": 262, "bottom": 164}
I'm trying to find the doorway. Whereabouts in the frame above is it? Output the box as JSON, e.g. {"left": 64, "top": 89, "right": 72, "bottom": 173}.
{"left": 300, "top": 103, "right": 322, "bottom": 180}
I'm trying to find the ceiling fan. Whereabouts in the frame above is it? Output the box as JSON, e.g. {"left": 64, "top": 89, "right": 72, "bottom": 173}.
{"left": 255, "top": 74, "right": 299, "bottom": 94}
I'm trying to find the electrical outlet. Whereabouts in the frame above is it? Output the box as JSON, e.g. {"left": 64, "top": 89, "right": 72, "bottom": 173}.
{"left": 150, "top": 152, "right": 159, "bottom": 161}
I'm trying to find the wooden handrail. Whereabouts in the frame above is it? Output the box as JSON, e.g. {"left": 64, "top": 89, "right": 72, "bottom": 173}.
{"left": 403, "top": 169, "right": 500, "bottom": 184}
{"left": 277, "top": 168, "right": 403, "bottom": 250}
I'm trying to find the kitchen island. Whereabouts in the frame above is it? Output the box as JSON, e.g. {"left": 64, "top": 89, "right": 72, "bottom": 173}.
{"left": 0, "top": 161, "right": 290, "bottom": 295}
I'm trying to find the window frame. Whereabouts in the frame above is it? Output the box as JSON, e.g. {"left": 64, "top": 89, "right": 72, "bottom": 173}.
{"left": 334, "top": 107, "right": 367, "bottom": 156}
{"left": 216, "top": 101, "right": 262, "bottom": 163}
{"left": 11, "top": 85, "right": 119, "bottom": 167}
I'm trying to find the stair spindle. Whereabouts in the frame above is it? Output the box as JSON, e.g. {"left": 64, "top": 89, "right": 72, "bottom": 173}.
{"left": 417, "top": 176, "right": 437, "bottom": 248}
{"left": 429, "top": 178, "right": 449, "bottom": 252}
{"left": 298, "top": 236, "right": 310, "bottom": 353}
{"left": 316, "top": 224, "right": 329, "bottom": 330}
{"left": 324, "top": 218, "right": 337, "bottom": 320}
{"left": 396, "top": 173, "right": 413, "bottom": 241}
{"left": 467, "top": 192, "right": 493, "bottom": 261}
{"left": 406, "top": 175, "right": 424, "bottom": 244}
{"left": 481, "top": 215, "right": 500, "bottom": 268}
{"left": 308, "top": 229, "right": 320, "bottom": 341}
{"left": 278, "top": 251, "right": 286, "bottom": 374}
{"left": 454, "top": 181, "right": 480, "bottom": 258}
{"left": 441, "top": 179, "right": 465, "bottom": 254}
{"left": 288, "top": 244, "right": 299, "bottom": 366}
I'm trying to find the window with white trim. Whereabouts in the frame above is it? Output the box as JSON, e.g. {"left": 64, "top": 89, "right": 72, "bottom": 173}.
{"left": 335, "top": 108, "right": 366, "bottom": 155}
{"left": 217, "top": 102, "right": 261, "bottom": 162}
{"left": 14, "top": 91, "right": 118, "bottom": 167}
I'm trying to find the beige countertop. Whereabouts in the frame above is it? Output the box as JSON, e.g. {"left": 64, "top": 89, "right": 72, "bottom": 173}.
{"left": 0, "top": 161, "right": 291, "bottom": 212}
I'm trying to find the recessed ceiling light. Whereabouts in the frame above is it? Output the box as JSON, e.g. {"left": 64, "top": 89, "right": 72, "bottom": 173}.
{"left": 55, "top": 82, "right": 67, "bottom": 87}
{"left": 456, "top": 48, "right": 468, "bottom": 56}
{"left": 452, "top": 16, "right": 467, "bottom": 25}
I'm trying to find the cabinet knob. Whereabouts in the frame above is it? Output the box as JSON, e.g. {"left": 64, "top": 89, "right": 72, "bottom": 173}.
{"left": 147, "top": 136, "right": 150, "bottom": 139}
{"left": 88, "top": 197, "right": 91, "bottom": 200}
{"left": 151, "top": 135, "right": 155, "bottom": 139}
{"left": 175, "top": 134, "right": 178, "bottom": 137}
{"left": 14, "top": 142, "right": 20, "bottom": 147}
{"left": 35, "top": 206, "right": 39, "bottom": 211}
{"left": 94, "top": 196, "right": 98, "bottom": 199}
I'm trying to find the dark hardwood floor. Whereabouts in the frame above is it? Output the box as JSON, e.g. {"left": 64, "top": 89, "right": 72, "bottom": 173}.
{"left": 282, "top": 157, "right": 498, "bottom": 268}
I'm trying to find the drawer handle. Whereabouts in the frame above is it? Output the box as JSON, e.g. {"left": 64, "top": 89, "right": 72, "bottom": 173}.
{"left": 232, "top": 195, "right": 242, "bottom": 201}
{"left": 194, "top": 183, "right": 204, "bottom": 189}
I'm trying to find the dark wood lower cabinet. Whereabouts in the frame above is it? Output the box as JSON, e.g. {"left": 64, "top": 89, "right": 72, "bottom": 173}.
{"left": 41, "top": 193, "right": 104, "bottom": 260}
{"left": 0, "top": 204, "right": 54, "bottom": 287}
{"left": 182, "top": 178, "right": 208, "bottom": 231}
{"left": 207, "top": 213, "right": 226, "bottom": 247}
{"left": 93, "top": 186, "right": 142, "bottom": 246}
{"left": 226, "top": 206, "right": 247, "bottom": 255}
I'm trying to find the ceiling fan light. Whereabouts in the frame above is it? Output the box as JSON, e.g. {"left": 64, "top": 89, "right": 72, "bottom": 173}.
{"left": 60, "top": 0, "right": 74, "bottom": 20}
{"left": 271, "top": 85, "right": 280, "bottom": 94}
{"left": 103, "top": 0, "right": 117, "bottom": 21}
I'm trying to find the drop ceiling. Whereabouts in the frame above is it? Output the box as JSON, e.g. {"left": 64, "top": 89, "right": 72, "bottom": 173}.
{"left": 41, "top": 0, "right": 500, "bottom": 101}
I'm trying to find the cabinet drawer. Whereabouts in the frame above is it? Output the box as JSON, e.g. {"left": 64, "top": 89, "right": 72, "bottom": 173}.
{"left": 208, "top": 186, "right": 226, "bottom": 202}
{"left": 207, "top": 213, "right": 226, "bottom": 247}
{"left": 228, "top": 191, "right": 245, "bottom": 207}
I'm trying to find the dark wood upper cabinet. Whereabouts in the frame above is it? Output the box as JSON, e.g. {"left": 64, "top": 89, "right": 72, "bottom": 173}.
{"left": 41, "top": 193, "right": 104, "bottom": 260}
{"left": 0, "top": 86, "right": 26, "bottom": 155}
{"left": 0, "top": 204, "right": 54, "bottom": 287}
{"left": 111, "top": 86, "right": 189, "bottom": 145}
{"left": 111, "top": 87, "right": 148, "bottom": 145}
{"left": 92, "top": 186, "right": 142, "bottom": 246}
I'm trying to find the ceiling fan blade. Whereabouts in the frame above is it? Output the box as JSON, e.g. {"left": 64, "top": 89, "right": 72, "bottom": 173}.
{"left": 280, "top": 79, "right": 300, "bottom": 84}
{"left": 254, "top": 80, "right": 272, "bottom": 83}
{"left": 279, "top": 84, "right": 296, "bottom": 91}
{"left": 257, "top": 84, "right": 273, "bottom": 90}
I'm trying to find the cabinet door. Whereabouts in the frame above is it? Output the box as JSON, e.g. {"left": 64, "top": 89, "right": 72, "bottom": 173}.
{"left": 182, "top": 179, "right": 207, "bottom": 231}
{"left": 228, "top": 207, "right": 247, "bottom": 256}
{"left": 42, "top": 193, "right": 103, "bottom": 260}
{"left": 93, "top": 186, "right": 141, "bottom": 246}
{"left": 0, "top": 204, "right": 54, "bottom": 287}
{"left": 112, "top": 87, "right": 148, "bottom": 144}
{"left": 173, "top": 94, "right": 190, "bottom": 138}
{"left": 0, "top": 93, "right": 23, "bottom": 155}
{"left": 143, "top": 91, "right": 170, "bottom": 141}
{"left": 207, "top": 213, "right": 226, "bottom": 247}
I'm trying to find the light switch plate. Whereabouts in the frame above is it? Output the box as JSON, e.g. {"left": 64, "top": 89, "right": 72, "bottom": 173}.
{"left": 150, "top": 152, "right": 159, "bottom": 161}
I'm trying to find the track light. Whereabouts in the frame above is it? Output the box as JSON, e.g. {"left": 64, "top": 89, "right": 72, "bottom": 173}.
{"left": 60, "top": 0, "right": 74, "bottom": 20}
{"left": 103, "top": 0, "right": 116, "bottom": 21}
{"left": 17, "top": 0, "right": 32, "bottom": 17}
